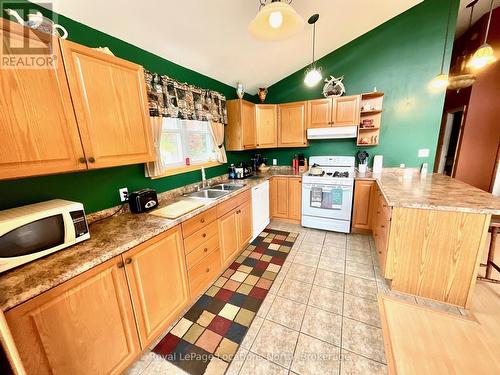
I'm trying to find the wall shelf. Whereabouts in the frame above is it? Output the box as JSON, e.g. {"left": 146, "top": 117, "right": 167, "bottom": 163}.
{"left": 361, "top": 110, "right": 383, "bottom": 116}
{"left": 357, "top": 92, "right": 384, "bottom": 147}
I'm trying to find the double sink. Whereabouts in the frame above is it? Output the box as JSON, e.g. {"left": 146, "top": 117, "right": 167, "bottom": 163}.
{"left": 184, "top": 183, "right": 245, "bottom": 200}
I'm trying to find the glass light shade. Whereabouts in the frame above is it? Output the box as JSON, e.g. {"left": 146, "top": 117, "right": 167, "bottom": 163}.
{"left": 428, "top": 73, "right": 449, "bottom": 91}
{"left": 249, "top": 1, "right": 304, "bottom": 41}
{"left": 304, "top": 67, "right": 322, "bottom": 87}
{"left": 467, "top": 43, "right": 497, "bottom": 70}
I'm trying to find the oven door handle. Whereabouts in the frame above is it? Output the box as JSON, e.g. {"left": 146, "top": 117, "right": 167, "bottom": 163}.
{"left": 303, "top": 184, "right": 352, "bottom": 191}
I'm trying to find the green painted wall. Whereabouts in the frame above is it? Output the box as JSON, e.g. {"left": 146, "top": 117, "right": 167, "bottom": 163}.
{"left": 244, "top": 0, "right": 459, "bottom": 170}
{"left": 0, "top": 1, "right": 252, "bottom": 213}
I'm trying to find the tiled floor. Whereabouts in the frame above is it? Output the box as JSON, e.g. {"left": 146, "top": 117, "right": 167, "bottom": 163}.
{"left": 127, "top": 220, "right": 465, "bottom": 375}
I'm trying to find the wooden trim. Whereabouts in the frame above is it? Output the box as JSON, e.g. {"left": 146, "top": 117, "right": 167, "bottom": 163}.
{"left": 351, "top": 227, "right": 372, "bottom": 235}
{"left": 377, "top": 295, "right": 397, "bottom": 375}
{"left": 150, "top": 161, "right": 222, "bottom": 179}
{"left": 0, "top": 310, "right": 26, "bottom": 375}
{"left": 451, "top": 105, "right": 468, "bottom": 178}
{"left": 269, "top": 217, "right": 301, "bottom": 224}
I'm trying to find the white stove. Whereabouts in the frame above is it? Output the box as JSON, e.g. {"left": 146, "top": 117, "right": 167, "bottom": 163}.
{"left": 302, "top": 156, "right": 355, "bottom": 233}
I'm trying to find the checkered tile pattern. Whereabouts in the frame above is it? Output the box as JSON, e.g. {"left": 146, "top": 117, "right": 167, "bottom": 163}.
{"left": 152, "top": 229, "right": 298, "bottom": 375}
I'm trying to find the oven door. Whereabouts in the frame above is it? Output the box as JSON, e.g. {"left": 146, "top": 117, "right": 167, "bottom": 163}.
{"left": 302, "top": 183, "right": 353, "bottom": 220}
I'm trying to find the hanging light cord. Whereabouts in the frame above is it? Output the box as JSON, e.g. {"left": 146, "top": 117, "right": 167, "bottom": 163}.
{"left": 484, "top": 0, "right": 494, "bottom": 44}
{"left": 440, "top": 0, "right": 453, "bottom": 73}
{"left": 311, "top": 22, "right": 316, "bottom": 65}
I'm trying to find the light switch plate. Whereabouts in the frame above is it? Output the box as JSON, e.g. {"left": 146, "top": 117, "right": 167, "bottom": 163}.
{"left": 418, "top": 149, "right": 430, "bottom": 158}
{"left": 272, "top": 159, "right": 277, "bottom": 166}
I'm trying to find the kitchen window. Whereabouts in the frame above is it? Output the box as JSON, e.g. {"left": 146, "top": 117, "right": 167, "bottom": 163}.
{"left": 157, "top": 117, "right": 219, "bottom": 174}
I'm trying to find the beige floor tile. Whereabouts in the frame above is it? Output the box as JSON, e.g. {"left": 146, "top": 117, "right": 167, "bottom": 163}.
{"left": 293, "top": 252, "right": 320, "bottom": 267}
{"left": 286, "top": 263, "right": 316, "bottom": 284}
{"left": 240, "top": 352, "right": 289, "bottom": 375}
{"left": 308, "top": 285, "right": 343, "bottom": 314}
{"left": 225, "top": 348, "right": 248, "bottom": 375}
{"left": 313, "top": 269, "right": 344, "bottom": 292}
{"left": 125, "top": 351, "right": 156, "bottom": 375}
{"left": 257, "top": 293, "right": 276, "bottom": 318}
{"left": 340, "top": 350, "right": 387, "bottom": 375}
{"left": 301, "top": 305, "right": 342, "bottom": 346}
{"left": 318, "top": 255, "right": 345, "bottom": 274}
{"left": 345, "top": 262, "right": 375, "bottom": 280}
{"left": 297, "top": 242, "right": 323, "bottom": 256}
{"left": 346, "top": 249, "right": 373, "bottom": 265}
{"left": 267, "top": 296, "right": 307, "bottom": 330}
{"left": 347, "top": 241, "right": 371, "bottom": 253}
{"left": 325, "top": 232, "right": 347, "bottom": 247}
{"left": 204, "top": 357, "right": 228, "bottom": 375}
{"left": 342, "top": 317, "right": 386, "bottom": 364}
{"left": 321, "top": 244, "right": 346, "bottom": 258}
{"left": 345, "top": 275, "right": 378, "bottom": 301}
{"left": 277, "top": 277, "right": 313, "bottom": 304}
{"left": 251, "top": 320, "right": 299, "bottom": 368}
{"left": 343, "top": 293, "right": 381, "bottom": 327}
{"left": 141, "top": 353, "right": 188, "bottom": 375}
{"left": 291, "top": 333, "right": 340, "bottom": 375}
{"left": 303, "top": 231, "right": 326, "bottom": 244}
{"left": 241, "top": 316, "right": 264, "bottom": 349}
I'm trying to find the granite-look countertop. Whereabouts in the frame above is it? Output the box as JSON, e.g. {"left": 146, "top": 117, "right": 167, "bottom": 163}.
{"left": 0, "top": 169, "right": 301, "bottom": 311}
{"left": 356, "top": 169, "right": 500, "bottom": 215}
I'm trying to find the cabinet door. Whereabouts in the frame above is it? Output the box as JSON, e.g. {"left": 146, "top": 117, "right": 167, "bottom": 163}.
{"left": 255, "top": 104, "right": 277, "bottom": 148}
{"left": 237, "top": 200, "right": 253, "bottom": 249}
{"left": 60, "top": 39, "right": 155, "bottom": 169}
{"left": 273, "top": 177, "right": 289, "bottom": 218}
{"left": 124, "top": 226, "right": 189, "bottom": 348}
{"left": 6, "top": 257, "right": 140, "bottom": 375}
{"left": 219, "top": 209, "right": 239, "bottom": 267}
{"left": 269, "top": 177, "right": 277, "bottom": 217}
{"left": 0, "top": 23, "right": 86, "bottom": 180}
{"left": 352, "top": 180, "right": 375, "bottom": 230}
{"left": 241, "top": 100, "right": 256, "bottom": 149}
{"left": 288, "top": 178, "right": 302, "bottom": 221}
{"left": 307, "top": 99, "right": 332, "bottom": 128}
{"left": 332, "top": 95, "right": 360, "bottom": 126}
{"left": 278, "top": 102, "right": 307, "bottom": 147}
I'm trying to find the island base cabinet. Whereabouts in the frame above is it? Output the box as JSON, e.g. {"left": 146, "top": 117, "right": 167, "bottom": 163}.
{"left": 5, "top": 256, "right": 141, "bottom": 375}
{"left": 123, "top": 226, "right": 189, "bottom": 349}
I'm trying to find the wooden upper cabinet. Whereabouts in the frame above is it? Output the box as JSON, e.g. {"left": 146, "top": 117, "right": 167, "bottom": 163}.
{"left": 288, "top": 178, "right": 302, "bottom": 221}
{"left": 0, "top": 23, "right": 86, "bottom": 180}
{"left": 123, "top": 226, "right": 189, "bottom": 348}
{"left": 307, "top": 99, "right": 332, "bottom": 128}
{"left": 278, "top": 101, "right": 307, "bottom": 147}
{"left": 6, "top": 256, "right": 140, "bottom": 375}
{"left": 352, "top": 179, "right": 375, "bottom": 230}
{"left": 225, "top": 99, "right": 256, "bottom": 151}
{"left": 332, "top": 95, "right": 360, "bottom": 126}
{"left": 60, "top": 39, "right": 155, "bottom": 169}
{"left": 255, "top": 104, "right": 278, "bottom": 148}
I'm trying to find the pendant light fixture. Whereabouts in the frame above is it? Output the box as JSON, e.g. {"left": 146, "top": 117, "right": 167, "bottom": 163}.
{"left": 249, "top": 0, "right": 304, "bottom": 41}
{"left": 304, "top": 14, "right": 322, "bottom": 87}
{"left": 429, "top": 0, "right": 453, "bottom": 91}
{"left": 467, "top": 0, "right": 497, "bottom": 70}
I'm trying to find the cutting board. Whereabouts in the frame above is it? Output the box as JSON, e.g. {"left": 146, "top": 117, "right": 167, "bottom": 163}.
{"left": 150, "top": 200, "right": 204, "bottom": 219}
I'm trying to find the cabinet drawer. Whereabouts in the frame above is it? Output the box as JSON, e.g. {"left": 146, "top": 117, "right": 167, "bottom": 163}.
{"left": 188, "top": 249, "right": 221, "bottom": 298}
{"left": 237, "top": 189, "right": 251, "bottom": 205}
{"left": 217, "top": 195, "right": 240, "bottom": 218}
{"left": 184, "top": 221, "right": 218, "bottom": 254}
{"left": 186, "top": 234, "right": 220, "bottom": 269}
{"left": 182, "top": 207, "right": 217, "bottom": 237}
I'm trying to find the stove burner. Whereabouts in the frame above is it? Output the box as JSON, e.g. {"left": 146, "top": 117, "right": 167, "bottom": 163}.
{"left": 333, "top": 171, "right": 349, "bottom": 178}
{"left": 326, "top": 172, "right": 333, "bottom": 176}
{"left": 308, "top": 171, "right": 325, "bottom": 177}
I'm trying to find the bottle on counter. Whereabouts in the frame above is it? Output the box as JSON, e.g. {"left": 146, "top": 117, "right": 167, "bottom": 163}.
{"left": 228, "top": 164, "right": 236, "bottom": 179}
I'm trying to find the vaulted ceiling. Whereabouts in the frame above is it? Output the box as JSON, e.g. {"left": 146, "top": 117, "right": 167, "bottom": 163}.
{"left": 50, "top": 0, "right": 423, "bottom": 94}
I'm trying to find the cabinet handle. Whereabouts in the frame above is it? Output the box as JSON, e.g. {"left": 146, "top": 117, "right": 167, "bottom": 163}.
{"left": 204, "top": 248, "right": 208, "bottom": 253}
{"left": 125, "top": 258, "right": 132, "bottom": 265}
{"left": 201, "top": 218, "right": 205, "bottom": 223}
{"left": 88, "top": 157, "right": 96, "bottom": 163}
{"left": 202, "top": 233, "right": 207, "bottom": 238}
{"left": 381, "top": 225, "right": 385, "bottom": 228}
{"left": 117, "top": 261, "right": 125, "bottom": 268}
{"left": 206, "top": 268, "right": 210, "bottom": 273}
{"left": 78, "top": 157, "right": 86, "bottom": 164}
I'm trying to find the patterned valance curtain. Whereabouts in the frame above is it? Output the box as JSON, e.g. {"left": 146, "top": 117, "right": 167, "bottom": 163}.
{"left": 144, "top": 70, "right": 228, "bottom": 124}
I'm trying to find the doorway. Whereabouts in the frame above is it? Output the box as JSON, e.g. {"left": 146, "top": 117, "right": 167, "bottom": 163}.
{"left": 434, "top": 107, "right": 466, "bottom": 176}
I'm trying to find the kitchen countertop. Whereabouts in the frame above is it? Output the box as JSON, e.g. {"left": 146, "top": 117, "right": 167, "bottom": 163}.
{"left": 355, "top": 169, "right": 500, "bottom": 215}
{"left": 0, "top": 169, "right": 302, "bottom": 311}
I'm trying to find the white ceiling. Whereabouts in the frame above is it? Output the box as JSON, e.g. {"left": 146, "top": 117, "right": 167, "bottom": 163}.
{"left": 49, "top": 0, "right": 422, "bottom": 94}
{"left": 456, "top": 0, "right": 500, "bottom": 37}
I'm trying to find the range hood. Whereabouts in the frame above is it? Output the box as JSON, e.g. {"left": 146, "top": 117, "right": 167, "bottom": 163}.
{"left": 307, "top": 126, "right": 358, "bottom": 140}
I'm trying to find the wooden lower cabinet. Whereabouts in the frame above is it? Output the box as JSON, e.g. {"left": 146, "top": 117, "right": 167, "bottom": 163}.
{"left": 188, "top": 249, "right": 221, "bottom": 298}
{"left": 237, "top": 200, "right": 253, "bottom": 247}
{"left": 270, "top": 177, "right": 302, "bottom": 222}
{"left": 352, "top": 180, "right": 376, "bottom": 231}
{"left": 123, "top": 226, "right": 189, "bottom": 348}
{"left": 6, "top": 256, "right": 141, "bottom": 375}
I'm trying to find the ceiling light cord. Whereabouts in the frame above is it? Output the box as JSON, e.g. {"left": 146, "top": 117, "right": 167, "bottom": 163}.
{"left": 484, "top": 0, "right": 493, "bottom": 44}
{"left": 312, "top": 21, "right": 316, "bottom": 65}
{"left": 440, "top": 0, "right": 453, "bottom": 74}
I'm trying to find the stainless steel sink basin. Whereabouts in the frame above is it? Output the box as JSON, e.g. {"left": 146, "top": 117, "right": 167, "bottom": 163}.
{"left": 185, "top": 189, "right": 230, "bottom": 199}
{"left": 209, "top": 183, "right": 245, "bottom": 191}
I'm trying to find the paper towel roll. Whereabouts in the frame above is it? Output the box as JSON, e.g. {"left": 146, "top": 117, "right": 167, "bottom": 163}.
{"left": 373, "top": 155, "right": 383, "bottom": 173}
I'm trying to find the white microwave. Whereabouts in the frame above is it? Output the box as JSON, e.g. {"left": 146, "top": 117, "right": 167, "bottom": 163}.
{"left": 0, "top": 199, "right": 90, "bottom": 273}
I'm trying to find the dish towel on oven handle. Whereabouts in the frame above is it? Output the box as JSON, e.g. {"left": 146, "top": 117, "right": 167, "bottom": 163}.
{"left": 310, "top": 186, "right": 323, "bottom": 207}
{"left": 331, "top": 187, "right": 343, "bottom": 209}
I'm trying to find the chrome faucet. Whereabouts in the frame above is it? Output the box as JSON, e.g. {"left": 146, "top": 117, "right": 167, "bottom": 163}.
{"left": 201, "top": 167, "right": 207, "bottom": 189}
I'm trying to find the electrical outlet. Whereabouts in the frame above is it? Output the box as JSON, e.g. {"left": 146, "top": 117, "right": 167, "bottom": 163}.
{"left": 119, "top": 187, "right": 128, "bottom": 202}
{"left": 418, "top": 149, "right": 430, "bottom": 158}
{"left": 272, "top": 159, "right": 278, "bottom": 166}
